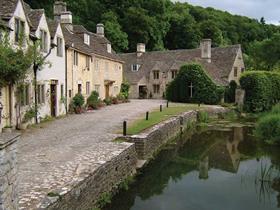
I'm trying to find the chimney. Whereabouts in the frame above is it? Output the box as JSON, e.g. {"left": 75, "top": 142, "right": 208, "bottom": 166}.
{"left": 137, "top": 43, "right": 145, "bottom": 57}
{"left": 54, "top": 1, "right": 67, "bottom": 21}
{"left": 96, "top": 23, "right": 104, "bottom": 37}
{"left": 200, "top": 39, "right": 212, "bottom": 63}
{"left": 54, "top": 1, "right": 73, "bottom": 30}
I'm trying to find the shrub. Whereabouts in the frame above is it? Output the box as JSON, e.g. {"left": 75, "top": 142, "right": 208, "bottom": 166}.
{"left": 117, "top": 93, "right": 126, "bottom": 102}
{"left": 166, "top": 63, "right": 224, "bottom": 105}
{"left": 271, "top": 103, "right": 280, "bottom": 114}
{"left": 240, "top": 71, "right": 280, "bottom": 112}
{"left": 225, "top": 80, "right": 237, "bottom": 103}
{"left": 72, "top": 93, "right": 85, "bottom": 113}
{"left": 23, "top": 106, "right": 36, "bottom": 123}
{"left": 120, "top": 82, "right": 130, "bottom": 99}
{"left": 255, "top": 113, "right": 280, "bottom": 145}
{"left": 87, "top": 91, "right": 100, "bottom": 110}
{"left": 197, "top": 111, "right": 209, "bottom": 123}
{"left": 104, "top": 98, "right": 112, "bottom": 105}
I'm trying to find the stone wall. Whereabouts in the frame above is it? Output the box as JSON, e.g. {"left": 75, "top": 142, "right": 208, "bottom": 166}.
{"left": 127, "top": 111, "right": 197, "bottom": 160}
{"left": 0, "top": 133, "right": 19, "bottom": 210}
{"left": 45, "top": 144, "right": 137, "bottom": 210}
{"left": 125, "top": 107, "right": 228, "bottom": 160}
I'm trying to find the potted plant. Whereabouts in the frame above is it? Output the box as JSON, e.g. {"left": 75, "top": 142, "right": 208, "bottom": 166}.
{"left": 72, "top": 93, "right": 85, "bottom": 114}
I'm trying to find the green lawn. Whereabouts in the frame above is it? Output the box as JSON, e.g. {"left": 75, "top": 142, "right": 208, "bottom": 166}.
{"left": 127, "top": 103, "right": 203, "bottom": 135}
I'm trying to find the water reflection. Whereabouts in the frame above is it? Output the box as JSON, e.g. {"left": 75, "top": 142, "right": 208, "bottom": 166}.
{"left": 103, "top": 126, "right": 280, "bottom": 210}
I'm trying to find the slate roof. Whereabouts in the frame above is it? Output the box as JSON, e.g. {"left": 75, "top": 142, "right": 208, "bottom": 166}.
{"left": 62, "top": 24, "right": 123, "bottom": 62}
{"left": 0, "top": 0, "right": 18, "bottom": 20}
{"left": 120, "top": 45, "right": 241, "bottom": 86}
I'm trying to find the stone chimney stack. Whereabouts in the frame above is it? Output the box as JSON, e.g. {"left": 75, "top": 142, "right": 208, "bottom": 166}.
{"left": 96, "top": 23, "right": 104, "bottom": 37}
{"left": 54, "top": 1, "right": 73, "bottom": 30}
{"left": 137, "top": 43, "right": 146, "bottom": 57}
{"left": 200, "top": 39, "right": 212, "bottom": 63}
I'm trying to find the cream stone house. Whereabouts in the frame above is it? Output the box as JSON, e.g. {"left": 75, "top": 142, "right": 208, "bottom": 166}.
{"left": 0, "top": 0, "right": 32, "bottom": 130}
{"left": 120, "top": 39, "right": 245, "bottom": 99}
{"left": 53, "top": 1, "right": 123, "bottom": 109}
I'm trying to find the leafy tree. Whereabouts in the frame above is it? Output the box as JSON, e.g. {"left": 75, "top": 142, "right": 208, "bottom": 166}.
{"left": 101, "top": 11, "right": 128, "bottom": 52}
{"left": 199, "top": 20, "right": 223, "bottom": 47}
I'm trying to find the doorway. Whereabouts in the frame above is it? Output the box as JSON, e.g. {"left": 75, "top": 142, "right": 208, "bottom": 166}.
{"left": 50, "top": 84, "right": 57, "bottom": 117}
{"left": 139, "top": 86, "right": 148, "bottom": 99}
{"left": 105, "top": 85, "right": 110, "bottom": 99}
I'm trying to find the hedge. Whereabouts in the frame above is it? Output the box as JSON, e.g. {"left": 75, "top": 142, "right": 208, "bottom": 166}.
{"left": 166, "top": 63, "right": 224, "bottom": 105}
{"left": 240, "top": 71, "right": 280, "bottom": 112}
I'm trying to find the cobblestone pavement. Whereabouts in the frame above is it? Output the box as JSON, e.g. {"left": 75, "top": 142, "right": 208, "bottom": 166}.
{"left": 18, "top": 99, "right": 164, "bottom": 209}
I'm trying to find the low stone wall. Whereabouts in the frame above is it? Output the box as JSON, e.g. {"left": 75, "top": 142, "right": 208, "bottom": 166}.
{"left": 126, "top": 107, "right": 228, "bottom": 160}
{"left": 0, "top": 133, "right": 19, "bottom": 210}
{"left": 45, "top": 144, "right": 137, "bottom": 210}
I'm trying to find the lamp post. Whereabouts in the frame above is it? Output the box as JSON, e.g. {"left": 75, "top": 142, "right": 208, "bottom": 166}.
{"left": 0, "top": 102, "right": 3, "bottom": 125}
{"left": 30, "top": 35, "right": 57, "bottom": 124}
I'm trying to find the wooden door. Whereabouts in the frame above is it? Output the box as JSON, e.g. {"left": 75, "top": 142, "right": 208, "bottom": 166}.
{"left": 105, "top": 85, "right": 109, "bottom": 99}
{"left": 50, "top": 84, "right": 57, "bottom": 117}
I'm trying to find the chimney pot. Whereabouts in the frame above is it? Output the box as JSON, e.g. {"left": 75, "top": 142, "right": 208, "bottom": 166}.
{"left": 96, "top": 23, "right": 104, "bottom": 37}
{"left": 200, "top": 39, "right": 212, "bottom": 63}
{"left": 137, "top": 43, "right": 145, "bottom": 57}
{"left": 54, "top": 1, "right": 67, "bottom": 21}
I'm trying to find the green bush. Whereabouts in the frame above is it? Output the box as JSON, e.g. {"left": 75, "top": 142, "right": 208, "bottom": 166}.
{"left": 166, "top": 63, "right": 224, "bottom": 104}
{"left": 240, "top": 71, "right": 280, "bottom": 112}
{"left": 271, "top": 103, "right": 280, "bottom": 114}
{"left": 120, "top": 82, "right": 130, "bottom": 99}
{"left": 103, "top": 98, "right": 112, "bottom": 105}
{"left": 23, "top": 106, "right": 36, "bottom": 123}
{"left": 197, "top": 111, "right": 209, "bottom": 123}
{"left": 87, "top": 91, "right": 100, "bottom": 109}
{"left": 72, "top": 93, "right": 85, "bottom": 108}
{"left": 225, "top": 80, "right": 237, "bottom": 103}
{"left": 255, "top": 113, "right": 280, "bottom": 145}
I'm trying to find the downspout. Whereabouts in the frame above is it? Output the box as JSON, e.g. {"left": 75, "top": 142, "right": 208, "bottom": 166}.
{"left": 65, "top": 45, "right": 68, "bottom": 114}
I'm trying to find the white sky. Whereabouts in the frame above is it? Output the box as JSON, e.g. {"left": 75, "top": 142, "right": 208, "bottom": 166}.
{"left": 174, "top": 0, "right": 280, "bottom": 25}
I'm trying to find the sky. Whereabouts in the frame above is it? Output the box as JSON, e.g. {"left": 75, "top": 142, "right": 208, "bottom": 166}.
{"left": 174, "top": 0, "right": 280, "bottom": 25}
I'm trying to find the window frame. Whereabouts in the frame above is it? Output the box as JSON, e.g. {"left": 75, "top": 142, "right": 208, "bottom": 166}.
{"left": 74, "top": 51, "right": 79, "bottom": 66}
{"left": 86, "top": 82, "right": 90, "bottom": 95}
{"left": 14, "top": 18, "right": 25, "bottom": 44}
{"left": 40, "top": 29, "right": 48, "bottom": 53}
{"left": 56, "top": 36, "right": 63, "bottom": 57}
{"left": 153, "top": 70, "right": 160, "bottom": 80}
{"left": 153, "top": 84, "right": 160, "bottom": 94}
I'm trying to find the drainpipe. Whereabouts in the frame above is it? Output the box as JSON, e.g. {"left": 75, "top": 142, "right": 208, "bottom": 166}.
{"left": 65, "top": 45, "right": 68, "bottom": 114}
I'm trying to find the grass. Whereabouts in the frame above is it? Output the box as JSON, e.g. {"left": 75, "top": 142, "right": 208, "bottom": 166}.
{"left": 127, "top": 103, "right": 202, "bottom": 135}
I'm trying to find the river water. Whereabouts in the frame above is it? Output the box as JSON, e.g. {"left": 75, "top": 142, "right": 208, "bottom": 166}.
{"left": 104, "top": 125, "right": 280, "bottom": 210}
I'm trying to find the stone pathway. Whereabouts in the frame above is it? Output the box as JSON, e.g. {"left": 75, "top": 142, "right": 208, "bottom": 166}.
{"left": 17, "top": 99, "right": 164, "bottom": 209}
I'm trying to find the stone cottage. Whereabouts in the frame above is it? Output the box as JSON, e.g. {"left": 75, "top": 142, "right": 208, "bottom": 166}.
{"left": 120, "top": 39, "right": 245, "bottom": 99}
{"left": 53, "top": 1, "right": 124, "bottom": 109}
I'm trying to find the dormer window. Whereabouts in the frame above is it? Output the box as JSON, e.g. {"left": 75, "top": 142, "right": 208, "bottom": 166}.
{"left": 40, "top": 29, "right": 48, "bottom": 52}
{"left": 107, "top": 43, "right": 112, "bottom": 53}
{"left": 84, "top": 33, "right": 90, "bottom": 45}
{"left": 15, "top": 18, "right": 25, "bottom": 43}
{"left": 131, "top": 64, "right": 140, "bottom": 72}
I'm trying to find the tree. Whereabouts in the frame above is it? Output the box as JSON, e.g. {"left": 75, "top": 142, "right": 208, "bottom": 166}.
{"left": 101, "top": 11, "right": 128, "bottom": 52}
{"left": 0, "top": 33, "right": 33, "bottom": 125}
{"left": 199, "top": 20, "right": 223, "bottom": 47}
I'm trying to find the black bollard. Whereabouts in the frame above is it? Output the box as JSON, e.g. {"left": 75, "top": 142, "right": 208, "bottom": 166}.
{"left": 167, "top": 101, "right": 169, "bottom": 108}
{"left": 160, "top": 105, "right": 163, "bottom": 112}
{"left": 146, "top": 112, "right": 149, "bottom": 121}
{"left": 123, "top": 121, "right": 127, "bottom": 136}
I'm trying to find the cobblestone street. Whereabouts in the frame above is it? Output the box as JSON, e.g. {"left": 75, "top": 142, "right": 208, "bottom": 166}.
{"left": 18, "top": 100, "right": 164, "bottom": 209}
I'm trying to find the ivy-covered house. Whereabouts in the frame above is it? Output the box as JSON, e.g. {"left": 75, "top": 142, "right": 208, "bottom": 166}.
{"left": 120, "top": 39, "right": 245, "bottom": 99}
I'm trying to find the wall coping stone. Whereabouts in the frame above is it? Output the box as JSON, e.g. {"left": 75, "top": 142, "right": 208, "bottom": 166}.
{"left": 0, "top": 133, "right": 20, "bottom": 150}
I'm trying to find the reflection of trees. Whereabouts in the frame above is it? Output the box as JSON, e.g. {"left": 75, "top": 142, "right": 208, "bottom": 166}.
{"left": 272, "top": 179, "right": 280, "bottom": 208}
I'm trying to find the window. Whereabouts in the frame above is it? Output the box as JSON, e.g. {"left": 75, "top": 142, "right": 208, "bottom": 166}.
{"left": 74, "top": 51, "right": 79, "bottom": 66}
{"left": 107, "top": 43, "right": 112, "bottom": 53}
{"left": 60, "top": 84, "right": 64, "bottom": 99}
{"left": 171, "top": 70, "right": 178, "bottom": 79}
{"left": 78, "top": 84, "right": 82, "bottom": 94}
{"left": 153, "top": 71, "right": 159, "bottom": 80}
{"left": 86, "top": 56, "right": 91, "bottom": 70}
{"left": 131, "top": 64, "right": 139, "bottom": 72}
{"left": 114, "top": 86, "right": 119, "bottom": 95}
{"left": 234, "top": 67, "right": 238, "bottom": 77}
{"left": 69, "top": 90, "right": 72, "bottom": 98}
{"left": 94, "top": 85, "right": 100, "bottom": 94}
{"left": 15, "top": 18, "right": 25, "bottom": 43}
{"left": 37, "top": 84, "right": 45, "bottom": 104}
{"left": 84, "top": 33, "right": 90, "bottom": 45}
{"left": 57, "top": 37, "right": 63, "bottom": 57}
{"left": 86, "top": 82, "right": 90, "bottom": 95}
{"left": 20, "top": 84, "right": 30, "bottom": 106}
{"left": 40, "top": 30, "right": 48, "bottom": 52}
{"left": 95, "top": 59, "right": 99, "bottom": 71}
{"left": 153, "top": 84, "right": 160, "bottom": 94}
